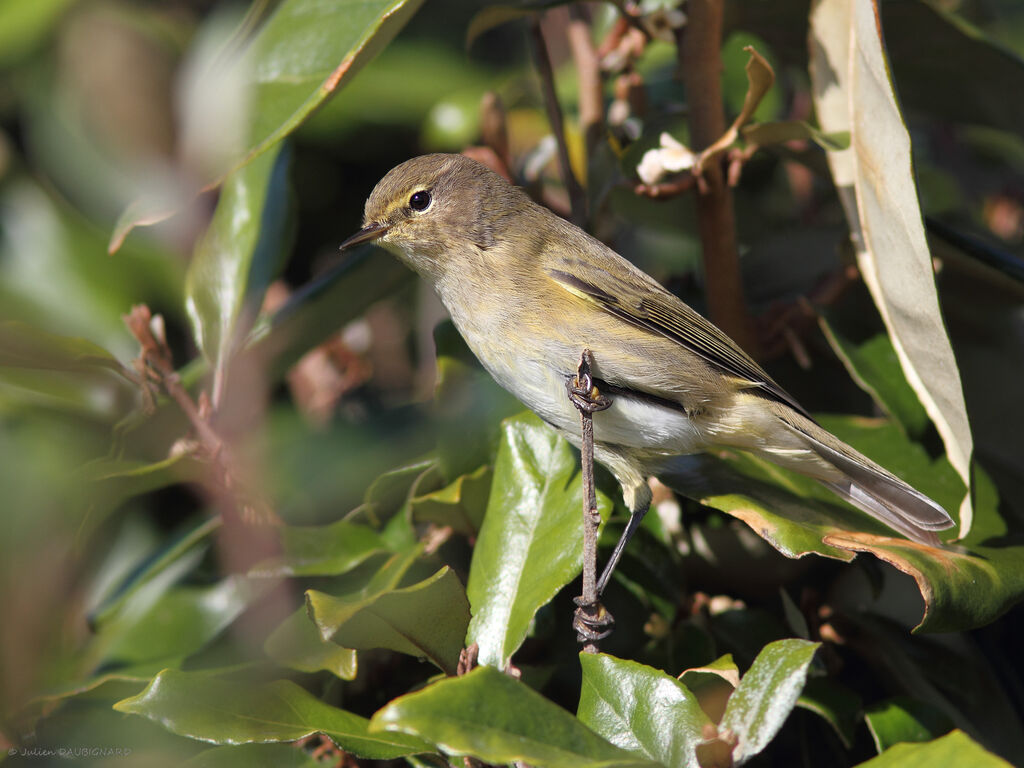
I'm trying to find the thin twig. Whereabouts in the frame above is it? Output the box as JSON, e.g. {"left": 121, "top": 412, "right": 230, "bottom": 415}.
{"left": 566, "top": 349, "right": 613, "bottom": 652}
{"left": 679, "top": 0, "right": 758, "bottom": 355}
{"left": 529, "top": 15, "right": 587, "bottom": 228}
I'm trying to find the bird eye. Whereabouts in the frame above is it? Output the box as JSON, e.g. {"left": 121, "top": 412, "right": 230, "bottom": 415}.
{"left": 409, "top": 190, "right": 431, "bottom": 212}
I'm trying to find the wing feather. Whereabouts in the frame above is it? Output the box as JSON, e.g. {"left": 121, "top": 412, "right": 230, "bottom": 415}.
{"left": 547, "top": 266, "right": 813, "bottom": 420}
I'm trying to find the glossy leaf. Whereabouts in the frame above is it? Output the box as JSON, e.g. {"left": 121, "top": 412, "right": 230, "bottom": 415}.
{"left": 263, "top": 608, "right": 357, "bottom": 679}
{"left": 819, "top": 322, "right": 930, "bottom": 438}
{"left": 855, "top": 730, "right": 1012, "bottom": 767}
{"left": 370, "top": 665, "right": 660, "bottom": 768}
{"left": 409, "top": 464, "right": 492, "bottom": 536}
{"left": 184, "top": 143, "right": 291, "bottom": 394}
{"left": 115, "top": 670, "right": 433, "bottom": 758}
{"left": 720, "top": 639, "right": 820, "bottom": 764}
{"left": 308, "top": 566, "right": 468, "bottom": 675}
{"left": 466, "top": 413, "right": 612, "bottom": 669}
{"left": 248, "top": 519, "right": 387, "bottom": 577}
{"left": 809, "top": 0, "right": 974, "bottom": 532}
{"left": 864, "top": 696, "right": 954, "bottom": 753}
{"left": 578, "top": 653, "right": 711, "bottom": 767}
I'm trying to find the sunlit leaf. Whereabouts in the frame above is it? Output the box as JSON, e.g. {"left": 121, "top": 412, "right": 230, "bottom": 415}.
{"left": 809, "top": 0, "right": 974, "bottom": 533}
{"left": 370, "top": 665, "right": 660, "bottom": 768}
{"left": 185, "top": 143, "right": 291, "bottom": 399}
{"left": 466, "top": 413, "right": 612, "bottom": 670}
{"left": 864, "top": 696, "right": 954, "bottom": 753}
{"left": 720, "top": 639, "right": 820, "bottom": 764}
{"left": 115, "top": 670, "right": 433, "bottom": 758}
{"left": 855, "top": 730, "right": 1012, "bottom": 767}
{"left": 741, "top": 120, "right": 849, "bottom": 152}
{"left": 409, "top": 464, "right": 492, "bottom": 536}
{"left": 578, "top": 653, "right": 711, "bottom": 767}
{"left": 248, "top": 519, "right": 388, "bottom": 577}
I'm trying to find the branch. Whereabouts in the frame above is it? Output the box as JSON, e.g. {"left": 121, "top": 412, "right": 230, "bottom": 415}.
{"left": 679, "top": 0, "right": 759, "bottom": 355}
{"left": 529, "top": 15, "right": 588, "bottom": 228}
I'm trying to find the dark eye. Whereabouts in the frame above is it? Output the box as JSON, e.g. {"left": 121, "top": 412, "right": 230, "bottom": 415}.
{"left": 409, "top": 190, "right": 431, "bottom": 211}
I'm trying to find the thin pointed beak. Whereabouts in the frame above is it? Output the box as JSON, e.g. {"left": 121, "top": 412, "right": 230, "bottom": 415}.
{"left": 339, "top": 222, "right": 388, "bottom": 251}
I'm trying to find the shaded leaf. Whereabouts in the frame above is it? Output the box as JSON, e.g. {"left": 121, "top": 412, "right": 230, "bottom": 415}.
{"left": 864, "top": 696, "right": 954, "bottom": 752}
{"left": 115, "top": 670, "right": 432, "bottom": 758}
{"left": 184, "top": 743, "right": 323, "bottom": 768}
{"left": 809, "top": 0, "right": 974, "bottom": 532}
{"left": 90, "top": 515, "right": 221, "bottom": 627}
{"left": 370, "top": 665, "right": 660, "bottom": 768}
{"left": 797, "top": 677, "right": 863, "bottom": 749}
{"left": 263, "top": 609, "right": 357, "bottom": 679}
{"left": 409, "top": 464, "right": 492, "bottom": 536}
{"left": 819, "top": 322, "right": 930, "bottom": 438}
{"left": 720, "top": 638, "right": 820, "bottom": 764}
{"left": 308, "top": 566, "right": 468, "bottom": 675}
{"left": 578, "top": 653, "right": 711, "bottom": 767}
{"left": 185, "top": 143, "right": 291, "bottom": 397}
{"left": 679, "top": 655, "right": 740, "bottom": 725}
{"left": 741, "top": 120, "right": 849, "bottom": 151}
{"left": 855, "top": 729, "right": 1012, "bottom": 767}
{"left": 248, "top": 519, "right": 388, "bottom": 577}
{"left": 466, "top": 413, "right": 611, "bottom": 669}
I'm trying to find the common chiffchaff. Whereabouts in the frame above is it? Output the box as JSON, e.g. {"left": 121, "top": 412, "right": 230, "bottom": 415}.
{"left": 343, "top": 154, "right": 953, "bottom": 593}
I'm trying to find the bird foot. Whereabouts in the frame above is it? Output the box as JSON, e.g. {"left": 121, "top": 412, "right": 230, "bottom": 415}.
{"left": 565, "top": 349, "right": 612, "bottom": 414}
{"left": 573, "top": 596, "right": 615, "bottom": 642}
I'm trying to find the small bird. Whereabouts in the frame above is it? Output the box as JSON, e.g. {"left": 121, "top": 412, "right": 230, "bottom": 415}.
{"left": 342, "top": 153, "right": 954, "bottom": 595}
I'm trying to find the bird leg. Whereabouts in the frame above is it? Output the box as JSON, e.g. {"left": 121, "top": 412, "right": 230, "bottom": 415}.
{"left": 565, "top": 349, "right": 614, "bottom": 649}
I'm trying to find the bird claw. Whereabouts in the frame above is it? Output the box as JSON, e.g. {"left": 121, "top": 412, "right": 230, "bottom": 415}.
{"left": 573, "top": 596, "right": 615, "bottom": 642}
{"left": 566, "top": 349, "right": 612, "bottom": 414}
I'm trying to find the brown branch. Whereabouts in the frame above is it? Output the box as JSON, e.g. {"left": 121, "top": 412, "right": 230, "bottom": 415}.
{"left": 679, "top": 0, "right": 758, "bottom": 356}
{"left": 123, "top": 304, "right": 279, "bottom": 528}
{"left": 529, "top": 15, "right": 587, "bottom": 228}
{"left": 567, "top": 6, "right": 604, "bottom": 162}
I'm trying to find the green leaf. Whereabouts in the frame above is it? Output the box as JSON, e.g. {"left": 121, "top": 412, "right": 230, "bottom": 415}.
{"left": 115, "top": 670, "right": 433, "bottom": 758}
{"left": 466, "top": 413, "right": 612, "bottom": 669}
{"left": 720, "top": 638, "right": 820, "bottom": 764}
{"left": 370, "top": 665, "right": 660, "bottom": 768}
{"left": 0, "top": 0, "right": 75, "bottom": 67}
{"left": 245, "top": 251, "right": 412, "bottom": 382}
{"left": 797, "top": 677, "right": 863, "bottom": 749}
{"left": 741, "top": 120, "right": 849, "bottom": 151}
{"left": 90, "top": 515, "right": 221, "bottom": 627}
{"left": 100, "top": 576, "right": 265, "bottom": 665}
{"left": 110, "top": 0, "right": 426, "bottom": 250}
{"left": 184, "top": 143, "right": 291, "bottom": 395}
{"left": 410, "top": 464, "right": 492, "bottom": 536}
{"left": 678, "top": 655, "right": 740, "bottom": 725}
{"left": 308, "top": 566, "right": 469, "bottom": 675}
{"left": 578, "top": 653, "right": 711, "bottom": 767}
{"left": 882, "top": 1, "right": 1024, "bottom": 140}
{"left": 184, "top": 743, "right": 323, "bottom": 768}
{"left": 248, "top": 519, "right": 387, "bottom": 577}
{"left": 855, "top": 730, "right": 1012, "bottom": 767}
{"left": 819, "top": 322, "right": 930, "bottom": 438}
{"left": 0, "top": 321, "right": 130, "bottom": 376}
{"left": 864, "top": 696, "right": 954, "bottom": 753}
{"left": 263, "top": 609, "right": 357, "bottom": 679}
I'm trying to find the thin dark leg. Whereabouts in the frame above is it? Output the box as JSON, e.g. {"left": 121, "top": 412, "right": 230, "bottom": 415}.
{"left": 596, "top": 501, "right": 650, "bottom": 595}
{"left": 566, "top": 349, "right": 613, "bottom": 649}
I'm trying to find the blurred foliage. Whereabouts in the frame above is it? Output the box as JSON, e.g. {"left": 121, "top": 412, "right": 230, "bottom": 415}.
{"left": 2, "top": 0, "right": 1024, "bottom": 766}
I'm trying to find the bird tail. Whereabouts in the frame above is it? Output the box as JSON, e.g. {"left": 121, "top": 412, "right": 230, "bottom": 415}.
{"left": 765, "top": 404, "right": 955, "bottom": 546}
